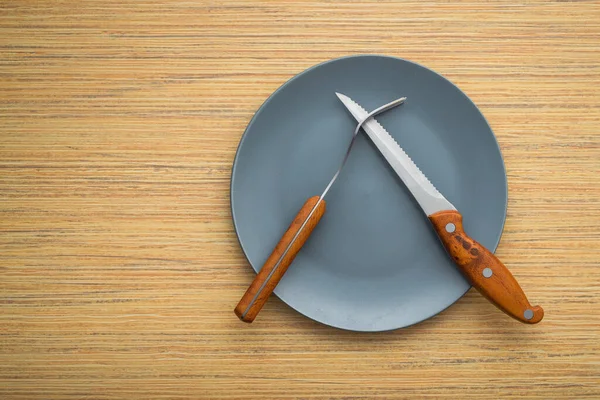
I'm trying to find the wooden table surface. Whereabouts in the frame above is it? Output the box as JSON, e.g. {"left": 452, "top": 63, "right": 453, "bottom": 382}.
{"left": 2, "top": 1, "right": 599, "bottom": 398}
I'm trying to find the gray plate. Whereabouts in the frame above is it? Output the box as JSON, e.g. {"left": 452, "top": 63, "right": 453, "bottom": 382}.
{"left": 231, "top": 55, "right": 507, "bottom": 331}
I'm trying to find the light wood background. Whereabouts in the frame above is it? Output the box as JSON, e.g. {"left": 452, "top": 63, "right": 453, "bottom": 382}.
{"left": 1, "top": 1, "right": 599, "bottom": 398}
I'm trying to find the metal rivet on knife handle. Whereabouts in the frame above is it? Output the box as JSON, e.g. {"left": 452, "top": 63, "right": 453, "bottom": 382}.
{"left": 234, "top": 95, "right": 407, "bottom": 322}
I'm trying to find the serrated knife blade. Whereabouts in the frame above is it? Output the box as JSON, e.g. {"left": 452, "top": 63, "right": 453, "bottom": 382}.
{"left": 336, "top": 92, "right": 454, "bottom": 216}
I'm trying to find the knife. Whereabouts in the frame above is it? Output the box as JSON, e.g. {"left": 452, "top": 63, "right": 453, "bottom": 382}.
{"left": 336, "top": 92, "right": 544, "bottom": 324}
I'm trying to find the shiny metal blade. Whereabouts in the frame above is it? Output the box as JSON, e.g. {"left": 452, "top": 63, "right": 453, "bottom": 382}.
{"left": 336, "top": 92, "right": 455, "bottom": 216}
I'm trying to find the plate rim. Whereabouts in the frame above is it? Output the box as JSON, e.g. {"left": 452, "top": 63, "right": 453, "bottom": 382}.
{"left": 230, "top": 54, "right": 508, "bottom": 331}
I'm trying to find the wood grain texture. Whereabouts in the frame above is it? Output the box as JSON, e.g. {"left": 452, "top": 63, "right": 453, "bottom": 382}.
{"left": 234, "top": 196, "right": 325, "bottom": 323}
{"left": 1, "top": 0, "right": 599, "bottom": 398}
{"left": 429, "top": 210, "right": 544, "bottom": 324}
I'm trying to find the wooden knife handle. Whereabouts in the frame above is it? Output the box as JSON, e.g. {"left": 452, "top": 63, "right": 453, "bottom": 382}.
{"left": 429, "top": 210, "right": 544, "bottom": 324}
{"left": 234, "top": 196, "right": 326, "bottom": 323}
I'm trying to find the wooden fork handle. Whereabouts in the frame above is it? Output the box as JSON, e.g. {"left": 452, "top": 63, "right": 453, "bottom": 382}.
{"left": 234, "top": 196, "right": 326, "bottom": 323}
{"left": 429, "top": 210, "right": 544, "bottom": 324}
